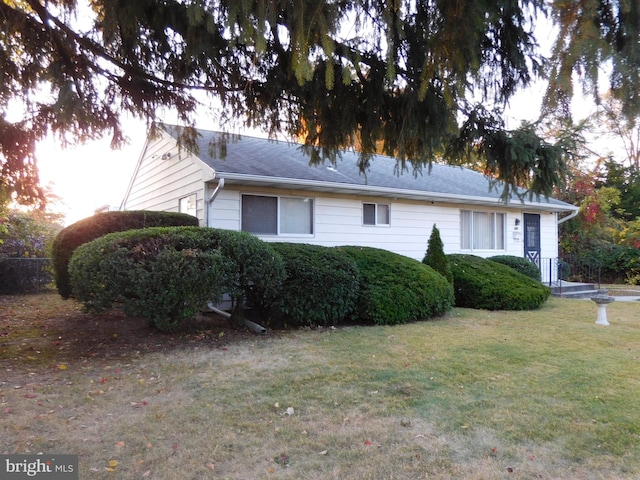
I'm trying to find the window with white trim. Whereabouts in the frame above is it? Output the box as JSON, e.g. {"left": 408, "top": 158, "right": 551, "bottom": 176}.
{"left": 179, "top": 194, "right": 197, "bottom": 217}
{"left": 363, "top": 203, "right": 390, "bottom": 226}
{"left": 461, "top": 210, "right": 505, "bottom": 250}
{"left": 241, "top": 194, "right": 314, "bottom": 235}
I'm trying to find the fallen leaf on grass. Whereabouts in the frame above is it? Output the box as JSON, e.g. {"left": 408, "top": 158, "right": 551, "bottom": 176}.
{"left": 274, "top": 453, "right": 290, "bottom": 467}
{"left": 114, "top": 441, "right": 125, "bottom": 449}
{"left": 105, "top": 459, "right": 118, "bottom": 472}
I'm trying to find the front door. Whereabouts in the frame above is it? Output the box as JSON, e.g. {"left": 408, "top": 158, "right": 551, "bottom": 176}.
{"left": 523, "top": 213, "right": 541, "bottom": 267}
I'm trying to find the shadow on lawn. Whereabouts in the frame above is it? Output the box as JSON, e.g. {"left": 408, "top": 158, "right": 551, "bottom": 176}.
{"left": 0, "top": 293, "right": 258, "bottom": 374}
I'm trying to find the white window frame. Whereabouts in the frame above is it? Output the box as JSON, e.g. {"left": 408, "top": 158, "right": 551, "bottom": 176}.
{"left": 179, "top": 193, "right": 197, "bottom": 217}
{"left": 241, "top": 194, "right": 314, "bottom": 236}
{"left": 363, "top": 202, "right": 391, "bottom": 226}
{"left": 460, "top": 210, "right": 506, "bottom": 251}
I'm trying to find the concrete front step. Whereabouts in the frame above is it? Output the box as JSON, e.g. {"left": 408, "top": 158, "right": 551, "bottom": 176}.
{"left": 550, "top": 282, "right": 598, "bottom": 298}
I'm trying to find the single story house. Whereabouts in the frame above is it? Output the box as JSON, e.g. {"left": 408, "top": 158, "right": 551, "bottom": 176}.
{"left": 121, "top": 125, "right": 578, "bottom": 282}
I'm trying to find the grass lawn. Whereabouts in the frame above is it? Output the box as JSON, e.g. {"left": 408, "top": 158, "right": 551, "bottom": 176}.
{"left": 1, "top": 293, "right": 640, "bottom": 479}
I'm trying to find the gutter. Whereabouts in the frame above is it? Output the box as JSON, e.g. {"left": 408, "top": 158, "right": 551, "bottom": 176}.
{"left": 558, "top": 208, "right": 580, "bottom": 225}
{"left": 217, "top": 173, "right": 577, "bottom": 213}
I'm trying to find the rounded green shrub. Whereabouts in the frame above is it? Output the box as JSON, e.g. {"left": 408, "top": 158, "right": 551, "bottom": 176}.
{"left": 448, "top": 254, "right": 550, "bottom": 310}
{"left": 69, "top": 227, "right": 285, "bottom": 332}
{"left": 488, "top": 255, "right": 541, "bottom": 281}
{"left": 338, "top": 246, "right": 454, "bottom": 325}
{"left": 52, "top": 211, "right": 199, "bottom": 298}
{"left": 206, "top": 229, "right": 285, "bottom": 323}
{"left": 258, "top": 243, "right": 360, "bottom": 327}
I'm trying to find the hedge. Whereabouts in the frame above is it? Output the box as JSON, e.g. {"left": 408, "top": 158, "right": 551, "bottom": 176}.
{"left": 488, "top": 255, "right": 541, "bottom": 281}
{"left": 449, "top": 254, "right": 550, "bottom": 310}
{"left": 52, "top": 211, "right": 199, "bottom": 298}
{"left": 256, "top": 243, "right": 360, "bottom": 327}
{"left": 69, "top": 227, "right": 284, "bottom": 332}
{"left": 338, "top": 246, "right": 454, "bottom": 325}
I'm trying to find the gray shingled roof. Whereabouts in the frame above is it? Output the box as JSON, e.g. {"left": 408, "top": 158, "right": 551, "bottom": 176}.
{"left": 164, "top": 125, "right": 576, "bottom": 212}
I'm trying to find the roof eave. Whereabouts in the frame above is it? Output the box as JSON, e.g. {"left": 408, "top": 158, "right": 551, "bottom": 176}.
{"left": 213, "top": 173, "right": 578, "bottom": 213}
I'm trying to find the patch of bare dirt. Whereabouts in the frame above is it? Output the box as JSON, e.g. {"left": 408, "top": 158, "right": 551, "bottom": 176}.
{"left": 0, "top": 293, "right": 263, "bottom": 378}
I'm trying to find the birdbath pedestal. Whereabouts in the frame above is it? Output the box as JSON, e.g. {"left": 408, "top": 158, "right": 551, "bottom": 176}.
{"left": 590, "top": 289, "right": 615, "bottom": 326}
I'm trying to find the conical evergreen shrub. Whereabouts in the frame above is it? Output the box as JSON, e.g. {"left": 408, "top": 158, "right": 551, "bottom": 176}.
{"left": 422, "top": 224, "right": 453, "bottom": 284}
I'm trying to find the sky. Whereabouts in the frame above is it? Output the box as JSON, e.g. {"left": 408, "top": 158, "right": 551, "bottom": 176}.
{"left": 36, "top": 122, "right": 147, "bottom": 225}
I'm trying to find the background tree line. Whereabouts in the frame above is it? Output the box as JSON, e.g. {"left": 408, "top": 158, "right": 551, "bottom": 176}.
{"left": 556, "top": 94, "right": 640, "bottom": 284}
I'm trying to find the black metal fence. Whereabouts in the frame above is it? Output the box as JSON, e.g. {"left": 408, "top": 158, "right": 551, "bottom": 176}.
{"left": 539, "top": 258, "right": 561, "bottom": 287}
{"left": 539, "top": 255, "right": 631, "bottom": 286}
{"left": 557, "top": 255, "right": 627, "bottom": 285}
{"left": 0, "top": 258, "right": 54, "bottom": 294}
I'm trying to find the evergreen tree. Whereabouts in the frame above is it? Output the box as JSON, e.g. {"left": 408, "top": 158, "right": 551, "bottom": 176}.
{"left": 423, "top": 224, "right": 452, "bottom": 284}
{"left": 2, "top": 0, "right": 637, "bottom": 206}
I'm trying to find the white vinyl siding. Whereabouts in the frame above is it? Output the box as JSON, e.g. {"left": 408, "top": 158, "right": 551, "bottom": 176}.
{"left": 124, "top": 132, "right": 569, "bottom": 284}
{"left": 122, "top": 135, "right": 208, "bottom": 224}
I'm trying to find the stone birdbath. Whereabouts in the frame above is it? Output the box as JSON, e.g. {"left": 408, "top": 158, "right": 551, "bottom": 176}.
{"left": 590, "top": 288, "right": 615, "bottom": 326}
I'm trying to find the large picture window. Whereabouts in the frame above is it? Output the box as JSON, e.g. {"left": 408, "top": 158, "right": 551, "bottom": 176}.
{"left": 363, "top": 203, "right": 390, "bottom": 226}
{"left": 242, "top": 194, "right": 314, "bottom": 235}
{"left": 461, "top": 210, "right": 505, "bottom": 250}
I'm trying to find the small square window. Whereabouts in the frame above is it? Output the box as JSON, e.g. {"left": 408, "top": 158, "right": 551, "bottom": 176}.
{"left": 363, "top": 203, "right": 390, "bottom": 226}
{"left": 179, "top": 194, "right": 197, "bottom": 217}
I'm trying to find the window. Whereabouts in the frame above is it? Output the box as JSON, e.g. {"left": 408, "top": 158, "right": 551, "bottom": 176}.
{"left": 179, "top": 194, "right": 197, "bottom": 217}
{"left": 363, "top": 203, "right": 390, "bottom": 226}
{"left": 461, "top": 210, "right": 505, "bottom": 250}
{"left": 241, "top": 194, "right": 314, "bottom": 235}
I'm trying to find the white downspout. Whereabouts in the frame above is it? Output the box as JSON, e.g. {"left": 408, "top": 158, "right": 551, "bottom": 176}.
{"left": 205, "top": 177, "right": 225, "bottom": 227}
{"left": 209, "top": 177, "right": 225, "bottom": 203}
{"left": 558, "top": 209, "right": 579, "bottom": 225}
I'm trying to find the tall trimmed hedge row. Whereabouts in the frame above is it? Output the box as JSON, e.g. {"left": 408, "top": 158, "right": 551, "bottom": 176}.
{"left": 339, "top": 246, "right": 454, "bottom": 325}
{"left": 69, "top": 227, "right": 284, "bottom": 332}
{"left": 52, "top": 211, "right": 199, "bottom": 298}
{"left": 449, "top": 254, "right": 550, "bottom": 310}
{"left": 255, "top": 243, "right": 360, "bottom": 327}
